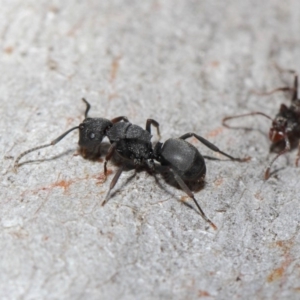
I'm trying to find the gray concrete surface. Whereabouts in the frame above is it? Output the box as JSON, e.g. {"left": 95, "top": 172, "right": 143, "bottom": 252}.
{"left": 1, "top": 0, "right": 300, "bottom": 299}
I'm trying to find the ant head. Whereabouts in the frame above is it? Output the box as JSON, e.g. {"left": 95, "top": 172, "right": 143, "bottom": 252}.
{"left": 78, "top": 117, "right": 113, "bottom": 153}
{"left": 269, "top": 116, "right": 287, "bottom": 143}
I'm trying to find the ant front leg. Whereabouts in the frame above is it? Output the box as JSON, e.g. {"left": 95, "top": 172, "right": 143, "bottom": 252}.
{"left": 179, "top": 132, "right": 249, "bottom": 162}
{"left": 146, "top": 119, "right": 161, "bottom": 140}
{"left": 104, "top": 142, "right": 117, "bottom": 179}
{"left": 102, "top": 165, "right": 124, "bottom": 206}
{"left": 265, "top": 133, "right": 291, "bottom": 180}
{"left": 82, "top": 98, "right": 91, "bottom": 118}
{"left": 222, "top": 112, "right": 273, "bottom": 129}
{"left": 168, "top": 167, "right": 217, "bottom": 230}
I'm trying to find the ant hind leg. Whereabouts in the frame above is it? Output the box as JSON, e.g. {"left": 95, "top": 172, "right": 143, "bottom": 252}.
{"left": 179, "top": 132, "right": 250, "bottom": 162}
{"left": 168, "top": 167, "right": 217, "bottom": 230}
{"left": 146, "top": 119, "right": 161, "bottom": 140}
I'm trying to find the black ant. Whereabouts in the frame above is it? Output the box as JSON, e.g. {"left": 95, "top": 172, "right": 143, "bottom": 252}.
{"left": 15, "top": 98, "right": 248, "bottom": 229}
{"left": 223, "top": 70, "right": 300, "bottom": 179}
{"left": 15, "top": 98, "right": 160, "bottom": 176}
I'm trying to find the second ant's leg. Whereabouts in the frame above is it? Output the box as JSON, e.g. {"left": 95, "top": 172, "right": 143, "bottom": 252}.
{"left": 222, "top": 112, "right": 273, "bottom": 128}
{"left": 253, "top": 66, "right": 298, "bottom": 101}
{"left": 265, "top": 134, "right": 291, "bottom": 179}
{"left": 253, "top": 87, "right": 295, "bottom": 96}
{"left": 168, "top": 168, "right": 217, "bottom": 230}
{"left": 274, "top": 64, "right": 298, "bottom": 99}
{"left": 102, "top": 165, "right": 124, "bottom": 206}
{"left": 179, "top": 132, "right": 249, "bottom": 162}
{"left": 104, "top": 143, "right": 117, "bottom": 177}
{"left": 146, "top": 119, "right": 161, "bottom": 140}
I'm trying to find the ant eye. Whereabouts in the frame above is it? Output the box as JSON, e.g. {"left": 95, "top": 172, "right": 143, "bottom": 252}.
{"left": 79, "top": 124, "right": 85, "bottom": 130}
{"left": 89, "top": 132, "right": 95, "bottom": 139}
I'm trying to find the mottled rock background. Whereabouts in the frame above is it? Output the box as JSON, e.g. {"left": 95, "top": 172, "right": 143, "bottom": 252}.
{"left": 1, "top": 0, "right": 300, "bottom": 299}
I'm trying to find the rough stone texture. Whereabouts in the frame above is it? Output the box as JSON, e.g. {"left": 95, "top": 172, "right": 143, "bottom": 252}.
{"left": 1, "top": 0, "right": 300, "bottom": 299}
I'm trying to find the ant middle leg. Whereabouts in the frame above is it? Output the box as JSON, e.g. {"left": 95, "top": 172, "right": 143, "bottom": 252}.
{"left": 265, "top": 134, "right": 291, "bottom": 180}
{"left": 102, "top": 165, "right": 124, "bottom": 206}
{"left": 146, "top": 119, "right": 161, "bottom": 140}
{"left": 179, "top": 132, "right": 249, "bottom": 162}
{"left": 222, "top": 112, "right": 273, "bottom": 129}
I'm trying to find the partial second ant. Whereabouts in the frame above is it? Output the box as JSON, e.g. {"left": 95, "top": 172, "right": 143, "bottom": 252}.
{"left": 223, "top": 69, "right": 300, "bottom": 179}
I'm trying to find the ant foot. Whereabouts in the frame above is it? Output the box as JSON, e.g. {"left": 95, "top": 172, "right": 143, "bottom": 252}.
{"left": 238, "top": 156, "right": 251, "bottom": 162}
{"left": 264, "top": 168, "right": 271, "bottom": 180}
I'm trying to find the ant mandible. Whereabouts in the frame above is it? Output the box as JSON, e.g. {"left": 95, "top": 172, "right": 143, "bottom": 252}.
{"left": 223, "top": 69, "right": 300, "bottom": 179}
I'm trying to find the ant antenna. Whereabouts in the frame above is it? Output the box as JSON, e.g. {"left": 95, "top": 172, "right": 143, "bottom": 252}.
{"left": 264, "top": 133, "right": 291, "bottom": 179}
{"left": 14, "top": 125, "right": 79, "bottom": 170}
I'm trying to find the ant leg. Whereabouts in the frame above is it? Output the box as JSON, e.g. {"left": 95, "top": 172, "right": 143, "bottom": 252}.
{"left": 222, "top": 112, "right": 273, "bottom": 129}
{"left": 252, "top": 86, "right": 294, "bottom": 96}
{"left": 254, "top": 66, "right": 298, "bottom": 100}
{"left": 296, "top": 141, "right": 300, "bottom": 167}
{"left": 82, "top": 98, "right": 91, "bottom": 119}
{"left": 179, "top": 132, "right": 250, "bottom": 162}
{"left": 111, "top": 116, "right": 129, "bottom": 123}
{"left": 255, "top": 65, "right": 297, "bottom": 95}
{"left": 292, "top": 74, "right": 298, "bottom": 102}
{"left": 104, "top": 143, "right": 117, "bottom": 178}
{"left": 14, "top": 126, "right": 79, "bottom": 170}
{"left": 265, "top": 134, "right": 290, "bottom": 179}
{"left": 146, "top": 119, "right": 161, "bottom": 140}
{"left": 273, "top": 64, "right": 297, "bottom": 76}
{"left": 102, "top": 165, "right": 124, "bottom": 206}
{"left": 168, "top": 168, "right": 217, "bottom": 230}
